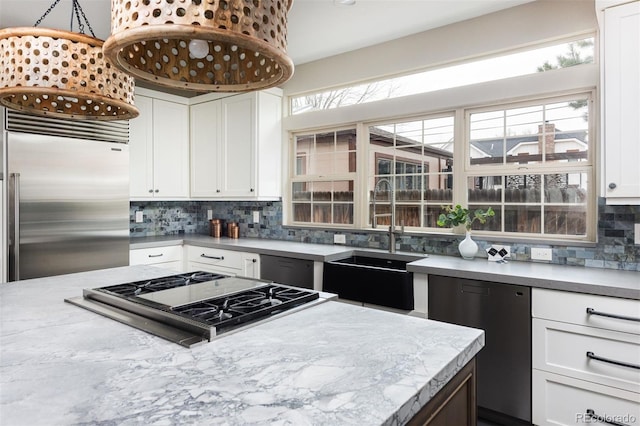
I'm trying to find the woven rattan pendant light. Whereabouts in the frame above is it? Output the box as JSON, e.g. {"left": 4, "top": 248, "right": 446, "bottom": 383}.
{"left": 0, "top": 0, "right": 138, "bottom": 120}
{"left": 103, "top": 0, "right": 295, "bottom": 92}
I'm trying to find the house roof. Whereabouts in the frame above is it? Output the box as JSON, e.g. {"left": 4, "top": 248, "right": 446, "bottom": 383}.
{"left": 470, "top": 129, "right": 588, "bottom": 157}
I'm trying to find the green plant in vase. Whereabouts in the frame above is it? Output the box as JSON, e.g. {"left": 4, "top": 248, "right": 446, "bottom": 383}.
{"left": 437, "top": 205, "right": 495, "bottom": 259}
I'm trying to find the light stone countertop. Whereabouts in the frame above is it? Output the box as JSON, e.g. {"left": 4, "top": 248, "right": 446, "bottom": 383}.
{"left": 0, "top": 265, "right": 484, "bottom": 426}
{"left": 131, "top": 236, "right": 640, "bottom": 300}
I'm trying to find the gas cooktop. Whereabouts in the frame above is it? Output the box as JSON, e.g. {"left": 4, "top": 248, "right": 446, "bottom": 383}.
{"left": 65, "top": 271, "right": 324, "bottom": 348}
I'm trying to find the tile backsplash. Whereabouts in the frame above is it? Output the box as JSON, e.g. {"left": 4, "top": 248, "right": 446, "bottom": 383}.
{"left": 131, "top": 198, "right": 640, "bottom": 271}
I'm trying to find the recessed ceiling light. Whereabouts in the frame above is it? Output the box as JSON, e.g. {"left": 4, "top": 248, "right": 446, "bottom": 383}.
{"left": 334, "top": 0, "right": 356, "bottom": 5}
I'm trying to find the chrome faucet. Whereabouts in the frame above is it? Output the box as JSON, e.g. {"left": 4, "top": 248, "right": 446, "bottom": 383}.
{"left": 371, "top": 177, "right": 404, "bottom": 253}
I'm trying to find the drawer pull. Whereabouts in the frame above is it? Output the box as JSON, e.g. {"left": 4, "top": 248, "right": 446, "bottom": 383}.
{"left": 586, "top": 351, "right": 640, "bottom": 370}
{"left": 147, "top": 253, "right": 164, "bottom": 258}
{"left": 586, "top": 307, "right": 640, "bottom": 323}
{"left": 201, "top": 254, "right": 224, "bottom": 260}
{"left": 586, "top": 409, "right": 630, "bottom": 426}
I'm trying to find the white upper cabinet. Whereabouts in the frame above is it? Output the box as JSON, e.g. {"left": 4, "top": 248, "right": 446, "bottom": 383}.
{"left": 190, "top": 90, "right": 282, "bottom": 200}
{"left": 129, "top": 90, "right": 189, "bottom": 199}
{"left": 599, "top": 0, "right": 640, "bottom": 204}
{"left": 189, "top": 99, "right": 221, "bottom": 198}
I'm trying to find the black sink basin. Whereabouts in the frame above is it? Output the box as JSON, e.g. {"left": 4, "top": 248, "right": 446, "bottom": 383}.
{"left": 331, "top": 255, "right": 409, "bottom": 271}
{"left": 323, "top": 255, "right": 414, "bottom": 310}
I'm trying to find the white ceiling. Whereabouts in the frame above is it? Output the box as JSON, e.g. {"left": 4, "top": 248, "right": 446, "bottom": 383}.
{"left": 0, "top": 0, "right": 535, "bottom": 65}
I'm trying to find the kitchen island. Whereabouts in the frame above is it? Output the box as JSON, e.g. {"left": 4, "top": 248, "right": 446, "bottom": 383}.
{"left": 0, "top": 265, "right": 484, "bottom": 425}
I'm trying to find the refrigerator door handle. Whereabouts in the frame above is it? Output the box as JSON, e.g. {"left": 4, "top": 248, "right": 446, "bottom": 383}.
{"left": 9, "top": 173, "right": 20, "bottom": 281}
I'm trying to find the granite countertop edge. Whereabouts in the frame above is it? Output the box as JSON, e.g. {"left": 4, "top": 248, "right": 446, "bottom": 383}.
{"left": 130, "top": 236, "right": 640, "bottom": 300}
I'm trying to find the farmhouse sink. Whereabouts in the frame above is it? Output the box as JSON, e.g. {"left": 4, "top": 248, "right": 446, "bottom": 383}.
{"left": 330, "top": 255, "right": 409, "bottom": 271}
{"left": 323, "top": 254, "right": 415, "bottom": 310}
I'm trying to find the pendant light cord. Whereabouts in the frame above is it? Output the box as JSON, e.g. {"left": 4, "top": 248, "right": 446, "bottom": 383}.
{"left": 34, "top": 0, "right": 95, "bottom": 37}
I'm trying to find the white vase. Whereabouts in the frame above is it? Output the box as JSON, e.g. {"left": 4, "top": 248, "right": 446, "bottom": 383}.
{"left": 458, "top": 231, "right": 478, "bottom": 260}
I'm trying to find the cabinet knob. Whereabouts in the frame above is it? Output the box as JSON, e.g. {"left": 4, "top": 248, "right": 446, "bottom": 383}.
{"left": 608, "top": 182, "right": 617, "bottom": 190}
{"left": 250, "top": 188, "right": 254, "bottom": 192}
{"left": 148, "top": 189, "right": 153, "bottom": 193}
{"left": 155, "top": 189, "right": 159, "bottom": 193}
{"left": 216, "top": 189, "right": 220, "bottom": 193}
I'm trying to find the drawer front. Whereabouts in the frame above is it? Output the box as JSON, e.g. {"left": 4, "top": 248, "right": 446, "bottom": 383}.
{"left": 186, "top": 261, "right": 238, "bottom": 277}
{"left": 130, "top": 246, "right": 182, "bottom": 265}
{"left": 533, "top": 288, "right": 640, "bottom": 335}
{"left": 186, "top": 246, "right": 243, "bottom": 270}
{"left": 152, "top": 261, "right": 184, "bottom": 273}
{"left": 533, "top": 318, "right": 640, "bottom": 393}
{"left": 533, "top": 370, "right": 640, "bottom": 426}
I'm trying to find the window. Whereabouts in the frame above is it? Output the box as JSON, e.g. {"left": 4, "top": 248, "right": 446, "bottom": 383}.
{"left": 291, "top": 129, "right": 356, "bottom": 225}
{"left": 290, "top": 37, "right": 594, "bottom": 115}
{"left": 285, "top": 33, "right": 597, "bottom": 242}
{"left": 288, "top": 93, "right": 594, "bottom": 241}
{"left": 465, "top": 94, "right": 593, "bottom": 238}
{"left": 368, "top": 116, "right": 455, "bottom": 229}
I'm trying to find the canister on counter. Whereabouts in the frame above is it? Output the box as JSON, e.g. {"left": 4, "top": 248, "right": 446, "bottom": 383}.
{"left": 227, "top": 222, "right": 239, "bottom": 239}
{"left": 210, "top": 219, "right": 222, "bottom": 238}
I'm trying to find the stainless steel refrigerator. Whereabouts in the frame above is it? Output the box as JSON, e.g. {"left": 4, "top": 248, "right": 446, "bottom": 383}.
{"left": 5, "top": 117, "right": 130, "bottom": 282}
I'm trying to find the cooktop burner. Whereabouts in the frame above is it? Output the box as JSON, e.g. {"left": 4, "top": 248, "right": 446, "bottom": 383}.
{"left": 99, "top": 271, "right": 226, "bottom": 298}
{"left": 171, "top": 284, "right": 319, "bottom": 329}
{"left": 66, "top": 271, "right": 324, "bottom": 347}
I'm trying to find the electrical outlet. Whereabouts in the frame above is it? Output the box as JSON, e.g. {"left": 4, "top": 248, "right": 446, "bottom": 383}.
{"left": 207, "top": 210, "right": 213, "bottom": 220}
{"left": 253, "top": 211, "right": 260, "bottom": 223}
{"left": 333, "top": 234, "right": 346, "bottom": 244}
{"left": 135, "top": 210, "right": 144, "bottom": 223}
{"left": 531, "top": 247, "right": 552, "bottom": 261}
{"left": 635, "top": 223, "right": 640, "bottom": 245}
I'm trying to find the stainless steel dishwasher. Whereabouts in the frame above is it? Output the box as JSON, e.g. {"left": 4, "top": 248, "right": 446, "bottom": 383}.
{"left": 428, "top": 275, "right": 531, "bottom": 425}
{"left": 260, "top": 255, "right": 314, "bottom": 289}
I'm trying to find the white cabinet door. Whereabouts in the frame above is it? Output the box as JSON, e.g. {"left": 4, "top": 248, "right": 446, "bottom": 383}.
{"left": 153, "top": 99, "right": 189, "bottom": 198}
{"left": 190, "top": 101, "right": 221, "bottom": 197}
{"left": 129, "top": 93, "right": 189, "bottom": 199}
{"left": 189, "top": 90, "right": 282, "bottom": 200}
{"left": 602, "top": 1, "right": 640, "bottom": 203}
{"left": 219, "top": 94, "right": 255, "bottom": 197}
{"left": 129, "top": 95, "right": 154, "bottom": 198}
{"left": 254, "top": 91, "right": 282, "bottom": 198}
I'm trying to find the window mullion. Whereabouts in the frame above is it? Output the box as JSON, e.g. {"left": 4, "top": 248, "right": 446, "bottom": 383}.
{"left": 454, "top": 108, "right": 467, "bottom": 206}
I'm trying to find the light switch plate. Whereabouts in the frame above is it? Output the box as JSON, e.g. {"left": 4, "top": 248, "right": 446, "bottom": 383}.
{"left": 635, "top": 223, "right": 640, "bottom": 245}
{"left": 253, "top": 211, "right": 260, "bottom": 223}
{"left": 207, "top": 210, "right": 213, "bottom": 220}
{"left": 334, "top": 234, "right": 346, "bottom": 244}
{"left": 135, "top": 210, "right": 144, "bottom": 223}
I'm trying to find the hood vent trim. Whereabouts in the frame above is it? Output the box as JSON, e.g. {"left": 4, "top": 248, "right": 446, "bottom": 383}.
{"left": 5, "top": 109, "right": 129, "bottom": 143}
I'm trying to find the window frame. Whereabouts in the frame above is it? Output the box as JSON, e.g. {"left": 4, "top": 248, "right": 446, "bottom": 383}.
{"left": 460, "top": 91, "right": 596, "bottom": 241}
{"left": 289, "top": 126, "right": 359, "bottom": 228}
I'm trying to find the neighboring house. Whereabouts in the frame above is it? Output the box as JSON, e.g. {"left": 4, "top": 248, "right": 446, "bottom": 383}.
{"left": 469, "top": 123, "right": 588, "bottom": 166}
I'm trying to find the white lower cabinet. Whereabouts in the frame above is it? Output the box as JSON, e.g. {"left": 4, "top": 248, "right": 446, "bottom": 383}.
{"left": 186, "top": 246, "right": 260, "bottom": 278}
{"left": 533, "top": 370, "right": 640, "bottom": 426}
{"left": 129, "top": 245, "right": 184, "bottom": 272}
{"left": 532, "top": 288, "right": 640, "bottom": 425}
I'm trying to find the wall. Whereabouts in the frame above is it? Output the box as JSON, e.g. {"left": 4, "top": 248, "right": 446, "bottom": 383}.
{"left": 130, "top": 200, "right": 639, "bottom": 271}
